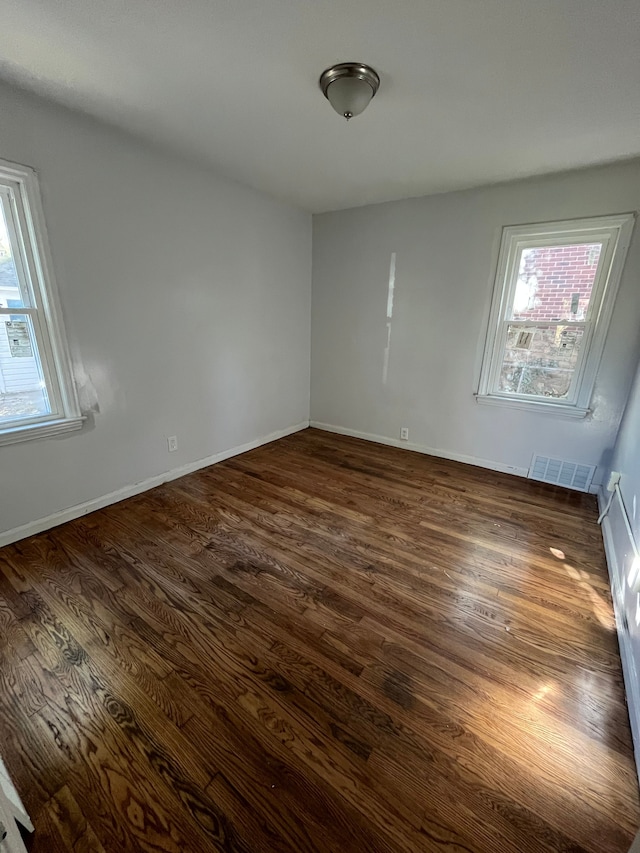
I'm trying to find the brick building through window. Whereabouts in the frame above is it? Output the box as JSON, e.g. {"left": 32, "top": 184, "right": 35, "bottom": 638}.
{"left": 513, "top": 243, "right": 602, "bottom": 323}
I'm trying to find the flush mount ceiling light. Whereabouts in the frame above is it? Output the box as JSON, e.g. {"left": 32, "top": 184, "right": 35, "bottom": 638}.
{"left": 319, "top": 62, "right": 380, "bottom": 121}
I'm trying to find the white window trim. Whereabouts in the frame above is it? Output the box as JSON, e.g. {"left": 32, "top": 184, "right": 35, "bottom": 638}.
{"left": 0, "top": 157, "right": 83, "bottom": 446}
{"left": 476, "top": 213, "right": 635, "bottom": 418}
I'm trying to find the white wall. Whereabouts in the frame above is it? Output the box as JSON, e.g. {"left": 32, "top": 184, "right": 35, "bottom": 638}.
{"left": 311, "top": 160, "right": 640, "bottom": 485}
{"left": 0, "top": 81, "right": 311, "bottom": 538}
{"left": 609, "top": 361, "right": 640, "bottom": 546}
{"left": 599, "top": 357, "right": 640, "bottom": 783}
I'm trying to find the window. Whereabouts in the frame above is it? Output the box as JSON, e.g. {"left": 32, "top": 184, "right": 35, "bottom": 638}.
{"left": 0, "top": 158, "right": 82, "bottom": 444}
{"left": 477, "top": 214, "right": 635, "bottom": 417}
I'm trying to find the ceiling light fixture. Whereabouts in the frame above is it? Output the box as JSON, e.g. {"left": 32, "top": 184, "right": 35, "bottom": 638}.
{"left": 319, "top": 62, "right": 380, "bottom": 121}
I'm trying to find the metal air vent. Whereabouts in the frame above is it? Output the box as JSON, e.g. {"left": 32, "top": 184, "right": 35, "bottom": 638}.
{"left": 529, "top": 455, "right": 595, "bottom": 492}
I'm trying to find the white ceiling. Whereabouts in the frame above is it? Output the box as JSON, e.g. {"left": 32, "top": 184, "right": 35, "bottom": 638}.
{"left": 0, "top": 0, "right": 638, "bottom": 212}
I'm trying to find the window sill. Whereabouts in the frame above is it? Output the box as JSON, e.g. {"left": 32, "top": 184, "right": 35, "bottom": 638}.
{"left": 474, "top": 394, "right": 589, "bottom": 419}
{"left": 0, "top": 415, "right": 85, "bottom": 446}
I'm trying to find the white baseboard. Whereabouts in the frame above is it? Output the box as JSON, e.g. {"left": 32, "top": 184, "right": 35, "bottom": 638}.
{"left": 0, "top": 420, "right": 309, "bottom": 549}
{"left": 598, "top": 487, "right": 640, "bottom": 787}
{"left": 309, "top": 420, "right": 529, "bottom": 478}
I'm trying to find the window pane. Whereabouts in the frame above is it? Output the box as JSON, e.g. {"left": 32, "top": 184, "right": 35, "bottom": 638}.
{"left": 511, "top": 243, "right": 602, "bottom": 322}
{"left": 498, "top": 323, "right": 584, "bottom": 399}
{"left": 0, "top": 196, "right": 25, "bottom": 309}
{"left": 0, "top": 313, "right": 51, "bottom": 423}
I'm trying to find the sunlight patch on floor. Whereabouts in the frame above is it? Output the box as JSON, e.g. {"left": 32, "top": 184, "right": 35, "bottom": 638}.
{"left": 549, "top": 545, "right": 615, "bottom": 631}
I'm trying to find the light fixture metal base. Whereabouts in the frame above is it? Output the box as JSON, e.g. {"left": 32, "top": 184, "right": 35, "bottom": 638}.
{"left": 319, "top": 63, "right": 380, "bottom": 98}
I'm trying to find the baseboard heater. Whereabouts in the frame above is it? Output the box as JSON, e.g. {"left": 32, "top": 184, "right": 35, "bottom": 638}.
{"left": 598, "top": 484, "right": 640, "bottom": 787}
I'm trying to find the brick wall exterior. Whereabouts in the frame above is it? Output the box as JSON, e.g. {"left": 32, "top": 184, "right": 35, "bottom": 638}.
{"left": 513, "top": 243, "right": 601, "bottom": 322}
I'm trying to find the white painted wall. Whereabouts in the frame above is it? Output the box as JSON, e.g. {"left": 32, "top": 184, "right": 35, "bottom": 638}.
{"left": 311, "top": 160, "right": 640, "bottom": 485}
{"left": 0, "top": 81, "right": 311, "bottom": 538}
{"left": 609, "top": 361, "right": 640, "bottom": 547}
{"left": 599, "top": 357, "right": 640, "bottom": 783}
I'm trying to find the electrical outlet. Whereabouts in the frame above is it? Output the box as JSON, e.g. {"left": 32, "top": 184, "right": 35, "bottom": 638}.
{"left": 167, "top": 435, "right": 178, "bottom": 453}
{"left": 400, "top": 427, "right": 409, "bottom": 441}
{"left": 606, "top": 471, "right": 621, "bottom": 492}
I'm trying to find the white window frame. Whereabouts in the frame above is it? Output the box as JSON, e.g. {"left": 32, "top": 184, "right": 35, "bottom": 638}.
{"left": 0, "top": 158, "right": 82, "bottom": 445}
{"left": 476, "top": 213, "right": 635, "bottom": 418}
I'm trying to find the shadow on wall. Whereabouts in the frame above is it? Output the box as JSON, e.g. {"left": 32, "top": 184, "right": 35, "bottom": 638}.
{"left": 598, "top": 445, "right": 616, "bottom": 485}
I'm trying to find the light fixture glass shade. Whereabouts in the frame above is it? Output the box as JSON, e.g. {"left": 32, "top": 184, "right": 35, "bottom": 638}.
{"left": 326, "top": 77, "right": 375, "bottom": 119}
{"left": 319, "top": 63, "right": 380, "bottom": 120}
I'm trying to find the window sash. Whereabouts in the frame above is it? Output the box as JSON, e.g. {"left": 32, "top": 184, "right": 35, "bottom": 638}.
{"left": 0, "top": 191, "right": 66, "bottom": 427}
{"left": 489, "top": 319, "right": 589, "bottom": 405}
{"left": 501, "top": 236, "right": 611, "bottom": 326}
{"left": 477, "top": 214, "right": 635, "bottom": 415}
{"left": 0, "top": 308, "right": 62, "bottom": 428}
{"left": 0, "top": 158, "right": 82, "bottom": 442}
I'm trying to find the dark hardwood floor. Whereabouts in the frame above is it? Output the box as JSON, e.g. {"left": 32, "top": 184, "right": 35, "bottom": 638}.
{"left": 0, "top": 428, "right": 638, "bottom": 852}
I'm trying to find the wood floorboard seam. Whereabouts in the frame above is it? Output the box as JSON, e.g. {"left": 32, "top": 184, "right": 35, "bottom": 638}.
{"left": 0, "top": 428, "right": 636, "bottom": 853}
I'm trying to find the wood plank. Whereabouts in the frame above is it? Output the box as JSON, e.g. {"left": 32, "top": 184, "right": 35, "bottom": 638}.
{"left": 0, "top": 428, "right": 636, "bottom": 852}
